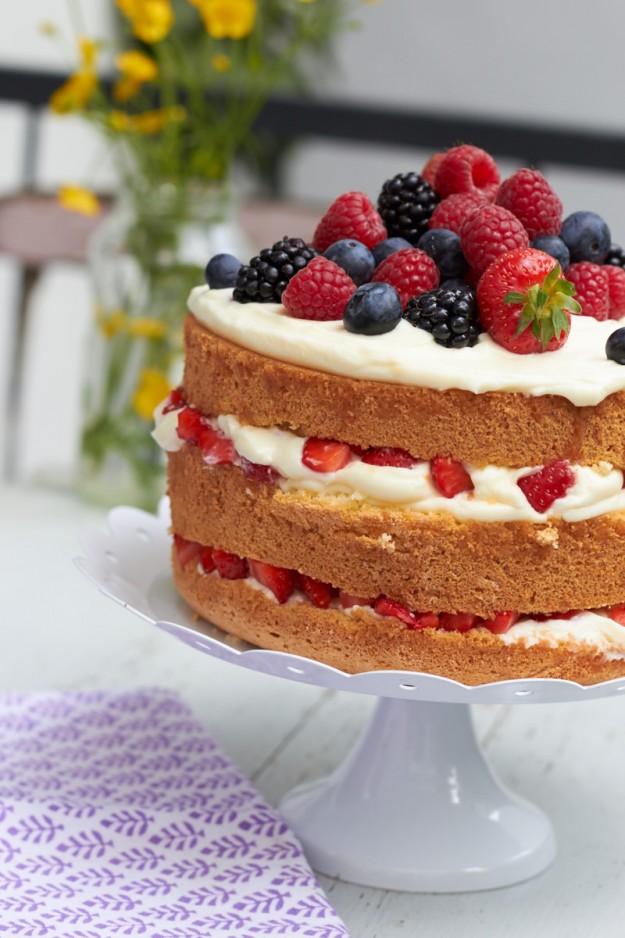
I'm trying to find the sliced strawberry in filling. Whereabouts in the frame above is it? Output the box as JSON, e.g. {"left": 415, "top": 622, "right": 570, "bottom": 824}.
{"left": 198, "top": 425, "right": 237, "bottom": 465}
{"left": 299, "top": 575, "right": 337, "bottom": 609}
{"left": 173, "top": 534, "right": 202, "bottom": 569}
{"left": 248, "top": 559, "right": 298, "bottom": 604}
{"left": 482, "top": 611, "right": 519, "bottom": 634}
{"left": 339, "top": 590, "right": 374, "bottom": 609}
{"left": 439, "top": 612, "right": 482, "bottom": 632}
{"left": 212, "top": 550, "right": 248, "bottom": 580}
{"left": 240, "top": 457, "right": 281, "bottom": 484}
{"left": 361, "top": 447, "right": 421, "bottom": 468}
{"left": 177, "top": 407, "right": 205, "bottom": 444}
{"left": 199, "top": 547, "right": 215, "bottom": 574}
{"left": 302, "top": 437, "right": 352, "bottom": 473}
{"left": 430, "top": 455, "right": 474, "bottom": 498}
{"left": 609, "top": 605, "right": 625, "bottom": 626}
{"left": 163, "top": 386, "right": 186, "bottom": 413}
{"left": 517, "top": 459, "right": 575, "bottom": 513}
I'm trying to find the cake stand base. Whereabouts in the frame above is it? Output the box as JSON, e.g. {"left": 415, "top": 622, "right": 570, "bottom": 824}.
{"left": 280, "top": 697, "right": 555, "bottom": 892}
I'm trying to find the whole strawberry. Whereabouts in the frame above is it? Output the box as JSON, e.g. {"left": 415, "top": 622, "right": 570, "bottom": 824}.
{"left": 477, "top": 248, "right": 581, "bottom": 354}
{"left": 428, "top": 191, "right": 488, "bottom": 235}
{"left": 495, "top": 168, "right": 562, "bottom": 239}
{"left": 460, "top": 204, "right": 530, "bottom": 276}
{"left": 313, "top": 191, "right": 387, "bottom": 252}
{"left": 434, "top": 144, "right": 500, "bottom": 201}
{"left": 565, "top": 262, "right": 609, "bottom": 321}
{"left": 282, "top": 256, "right": 356, "bottom": 321}
{"left": 371, "top": 247, "right": 439, "bottom": 307}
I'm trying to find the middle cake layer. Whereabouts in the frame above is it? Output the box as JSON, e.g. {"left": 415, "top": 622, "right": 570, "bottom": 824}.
{"left": 168, "top": 447, "right": 625, "bottom": 617}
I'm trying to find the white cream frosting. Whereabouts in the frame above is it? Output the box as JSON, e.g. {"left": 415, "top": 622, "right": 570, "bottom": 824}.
{"left": 154, "top": 403, "right": 625, "bottom": 523}
{"left": 495, "top": 612, "right": 625, "bottom": 660}
{"left": 188, "top": 286, "right": 625, "bottom": 407}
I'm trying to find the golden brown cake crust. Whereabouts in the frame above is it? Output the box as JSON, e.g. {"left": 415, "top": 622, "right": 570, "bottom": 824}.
{"left": 168, "top": 447, "right": 625, "bottom": 618}
{"left": 173, "top": 559, "right": 625, "bottom": 686}
{"left": 183, "top": 313, "right": 625, "bottom": 470}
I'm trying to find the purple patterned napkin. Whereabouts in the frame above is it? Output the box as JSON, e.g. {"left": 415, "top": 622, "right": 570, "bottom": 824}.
{"left": 0, "top": 689, "right": 350, "bottom": 938}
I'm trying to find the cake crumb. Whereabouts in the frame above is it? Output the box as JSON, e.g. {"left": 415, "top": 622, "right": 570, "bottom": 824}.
{"left": 534, "top": 527, "right": 559, "bottom": 547}
{"left": 594, "top": 460, "right": 613, "bottom": 476}
{"left": 378, "top": 533, "right": 395, "bottom": 551}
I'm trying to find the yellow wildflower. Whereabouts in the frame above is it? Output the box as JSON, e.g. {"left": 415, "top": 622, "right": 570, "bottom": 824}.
{"left": 40, "top": 21, "right": 57, "bottom": 35}
{"left": 97, "top": 308, "right": 128, "bottom": 338}
{"left": 211, "top": 53, "right": 232, "bottom": 73}
{"left": 109, "top": 106, "right": 186, "bottom": 134}
{"left": 193, "top": 0, "right": 256, "bottom": 40}
{"left": 114, "top": 49, "right": 158, "bottom": 101}
{"left": 116, "top": 0, "right": 174, "bottom": 44}
{"left": 126, "top": 317, "right": 168, "bottom": 338}
{"left": 49, "top": 38, "right": 99, "bottom": 114}
{"left": 133, "top": 368, "right": 172, "bottom": 421}
{"left": 58, "top": 184, "right": 101, "bottom": 217}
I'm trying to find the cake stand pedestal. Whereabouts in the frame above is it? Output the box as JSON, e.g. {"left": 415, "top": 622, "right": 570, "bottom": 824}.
{"left": 76, "top": 501, "right": 625, "bottom": 893}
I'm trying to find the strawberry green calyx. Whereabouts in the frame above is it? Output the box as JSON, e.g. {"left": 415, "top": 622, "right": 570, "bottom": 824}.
{"left": 504, "top": 263, "right": 581, "bottom": 350}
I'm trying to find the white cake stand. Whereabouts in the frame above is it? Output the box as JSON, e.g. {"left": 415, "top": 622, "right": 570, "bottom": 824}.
{"left": 76, "top": 501, "right": 625, "bottom": 893}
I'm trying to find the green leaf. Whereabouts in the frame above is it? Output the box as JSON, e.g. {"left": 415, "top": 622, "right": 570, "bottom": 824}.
{"left": 504, "top": 291, "right": 527, "bottom": 305}
{"left": 543, "top": 264, "right": 562, "bottom": 290}
{"left": 557, "top": 279, "right": 576, "bottom": 297}
{"left": 562, "top": 296, "right": 581, "bottom": 314}
{"left": 552, "top": 308, "right": 571, "bottom": 337}
{"left": 514, "top": 303, "right": 535, "bottom": 336}
{"left": 536, "top": 289, "right": 549, "bottom": 308}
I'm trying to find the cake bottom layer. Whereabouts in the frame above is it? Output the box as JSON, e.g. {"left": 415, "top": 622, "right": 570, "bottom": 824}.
{"left": 173, "top": 560, "right": 625, "bottom": 686}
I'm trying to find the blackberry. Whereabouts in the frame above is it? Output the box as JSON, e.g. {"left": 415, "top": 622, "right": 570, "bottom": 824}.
{"left": 377, "top": 172, "right": 439, "bottom": 245}
{"left": 233, "top": 236, "right": 317, "bottom": 303}
{"left": 404, "top": 285, "right": 481, "bottom": 349}
{"left": 605, "top": 243, "right": 625, "bottom": 268}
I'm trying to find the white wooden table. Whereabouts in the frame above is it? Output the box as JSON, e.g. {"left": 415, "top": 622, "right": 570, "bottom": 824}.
{"left": 2, "top": 481, "right": 625, "bottom": 936}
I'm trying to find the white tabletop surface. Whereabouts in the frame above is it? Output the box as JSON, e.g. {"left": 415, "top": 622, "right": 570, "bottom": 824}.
{"left": 2, "top": 481, "right": 625, "bottom": 936}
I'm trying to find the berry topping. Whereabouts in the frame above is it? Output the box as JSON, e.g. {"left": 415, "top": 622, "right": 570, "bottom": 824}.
{"left": 606, "top": 265, "right": 625, "bottom": 318}
{"left": 240, "top": 457, "right": 281, "bottom": 484}
{"left": 434, "top": 145, "right": 500, "bottom": 201}
{"left": 530, "top": 235, "right": 570, "bottom": 272}
{"left": 516, "top": 459, "right": 576, "bottom": 513}
{"left": 405, "top": 284, "right": 481, "bottom": 349}
{"left": 324, "top": 238, "right": 375, "bottom": 286}
{"left": 565, "top": 262, "right": 609, "bottom": 321}
{"left": 233, "top": 236, "right": 317, "bottom": 303}
{"left": 248, "top": 559, "right": 297, "bottom": 604}
{"left": 343, "top": 282, "right": 403, "bottom": 336}
{"left": 204, "top": 252, "right": 241, "bottom": 289}
{"left": 477, "top": 249, "right": 580, "bottom": 354}
{"left": 421, "top": 151, "right": 445, "bottom": 189}
{"left": 560, "top": 211, "right": 611, "bottom": 264}
{"left": 495, "top": 169, "right": 562, "bottom": 239}
{"left": 377, "top": 172, "right": 439, "bottom": 244}
{"left": 302, "top": 437, "right": 352, "bottom": 473}
{"left": 372, "top": 237, "right": 412, "bottom": 266}
{"left": 460, "top": 204, "right": 530, "bottom": 276}
{"left": 199, "top": 547, "right": 215, "bottom": 573}
{"left": 371, "top": 247, "right": 439, "bottom": 307}
{"left": 439, "top": 613, "right": 482, "bottom": 633}
{"left": 212, "top": 549, "right": 248, "bottom": 580}
{"left": 428, "top": 191, "right": 488, "bottom": 235}
{"left": 361, "top": 447, "right": 420, "bottom": 468}
{"left": 339, "top": 591, "right": 374, "bottom": 609}
{"left": 605, "top": 244, "right": 625, "bottom": 268}
{"left": 313, "top": 191, "right": 387, "bottom": 252}
{"left": 282, "top": 256, "right": 356, "bottom": 321}
{"left": 605, "top": 327, "right": 625, "bottom": 365}
{"left": 430, "top": 456, "right": 474, "bottom": 498}
{"left": 198, "top": 425, "right": 236, "bottom": 465}
{"left": 177, "top": 406, "right": 205, "bottom": 444}
{"left": 299, "top": 575, "right": 337, "bottom": 609}
{"left": 482, "top": 612, "right": 519, "bottom": 634}
{"left": 417, "top": 228, "right": 468, "bottom": 280}
{"left": 173, "top": 534, "right": 201, "bottom": 569}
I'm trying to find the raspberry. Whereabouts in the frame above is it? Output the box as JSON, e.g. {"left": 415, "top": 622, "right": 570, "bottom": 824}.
{"left": 371, "top": 247, "right": 439, "bottom": 307}
{"left": 460, "top": 204, "right": 530, "bottom": 276}
{"left": 282, "top": 257, "right": 355, "bottom": 321}
{"left": 566, "top": 262, "right": 609, "bottom": 321}
{"left": 435, "top": 145, "right": 500, "bottom": 201}
{"left": 604, "top": 265, "right": 625, "bottom": 319}
{"left": 495, "top": 169, "right": 562, "bottom": 239}
{"left": 421, "top": 151, "right": 445, "bottom": 189}
{"left": 517, "top": 460, "right": 576, "bottom": 513}
{"left": 313, "top": 191, "right": 387, "bottom": 252}
{"left": 428, "top": 192, "right": 488, "bottom": 235}
{"left": 430, "top": 456, "right": 474, "bottom": 498}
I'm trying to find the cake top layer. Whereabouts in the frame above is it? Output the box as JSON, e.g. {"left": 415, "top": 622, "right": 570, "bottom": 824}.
{"left": 189, "top": 286, "right": 625, "bottom": 407}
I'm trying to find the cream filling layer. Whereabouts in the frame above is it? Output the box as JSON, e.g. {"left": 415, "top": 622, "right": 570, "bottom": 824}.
{"left": 154, "top": 403, "right": 625, "bottom": 523}
{"left": 188, "top": 286, "right": 625, "bottom": 408}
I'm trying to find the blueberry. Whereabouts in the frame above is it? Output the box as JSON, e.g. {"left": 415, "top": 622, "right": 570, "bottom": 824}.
{"left": 205, "top": 253, "right": 242, "bottom": 289}
{"left": 343, "top": 282, "right": 403, "bottom": 336}
{"left": 324, "top": 239, "right": 375, "bottom": 286}
{"left": 530, "top": 235, "right": 570, "bottom": 272}
{"left": 372, "top": 237, "right": 412, "bottom": 267}
{"left": 417, "top": 228, "right": 468, "bottom": 280}
{"left": 606, "top": 328, "right": 625, "bottom": 364}
{"left": 560, "top": 211, "right": 611, "bottom": 264}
